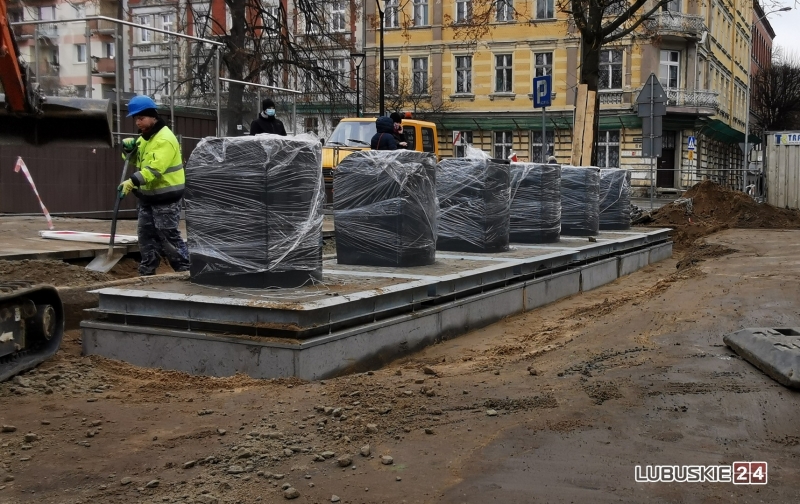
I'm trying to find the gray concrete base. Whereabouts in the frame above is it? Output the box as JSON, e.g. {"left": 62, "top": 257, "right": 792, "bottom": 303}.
{"left": 82, "top": 238, "right": 672, "bottom": 380}
{"left": 723, "top": 327, "right": 800, "bottom": 390}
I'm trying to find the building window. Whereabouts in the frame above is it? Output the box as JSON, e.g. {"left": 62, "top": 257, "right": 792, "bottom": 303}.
{"left": 162, "top": 13, "right": 175, "bottom": 32}
{"left": 412, "top": 57, "right": 428, "bottom": 94}
{"left": 414, "top": 0, "right": 429, "bottom": 26}
{"left": 385, "top": 59, "right": 399, "bottom": 94}
{"left": 304, "top": 62, "right": 317, "bottom": 92}
{"left": 331, "top": 1, "right": 346, "bottom": 32}
{"left": 305, "top": 12, "right": 319, "bottom": 34}
{"left": 139, "top": 16, "right": 152, "bottom": 43}
{"left": 140, "top": 67, "right": 154, "bottom": 95}
{"left": 531, "top": 130, "right": 554, "bottom": 162}
{"left": 662, "top": 0, "right": 680, "bottom": 12}
{"left": 385, "top": 0, "right": 399, "bottom": 28}
{"left": 305, "top": 117, "right": 319, "bottom": 135}
{"left": 453, "top": 131, "right": 473, "bottom": 157}
{"left": 163, "top": 67, "right": 171, "bottom": 95}
{"left": 332, "top": 58, "right": 346, "bottom": 84}
{"left": 598, "top": 49, "right": 623, "bottom": 90}
{"left": 536, "top": 0, "right": 554, "bottom": 19}
{"left": 38, "top": 6, "right": 55, "bottom": 21}
{"left": 495, "top": 54, "right": 513, "bottom": 92}
{"left": 597, "top": 130, "right": 620, "bottom": 168}
{"left": 494, "top": 131, "right": 513, "bottom": 159}
{"left": 455, "top": 56, "right": 472, "bottom": 93}
{"left": 76, "top": 44, "right": 86, "bottom": 63}
{"left": 534, "top": 52, "right": 552, "bottom": 77}
{"left": 456, "top": 0, "right": 472, "bottom": 23}
{"left": 659, "top": 50, "right": 680, "bottom": 89}
{"left": 496, "top": 0, "right": 513, "bottom": 22}
{"left": 105, "top": 42, "right": 116, "bottom": 59}
{"left": 265, "top": 5, "right": 280, "bottom": 29}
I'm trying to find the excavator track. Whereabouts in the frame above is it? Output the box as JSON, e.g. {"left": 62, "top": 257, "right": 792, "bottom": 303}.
{"left": 0, "top": 282, "right": 64, "bottom": 382}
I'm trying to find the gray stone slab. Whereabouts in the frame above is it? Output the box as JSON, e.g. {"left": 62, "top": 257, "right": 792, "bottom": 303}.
{"left": 723, "top": 327, "right": 800, "bottom": 390}
{"left": 618, "top": 250, "right": 650, "bottom": 277}
{"left": 649, "top": 242, "right": 673, "bottom": 264}
{"left": 580, "top": 258, "right": 619, "bottom": 291}
{"left": 524, "top": 270, "right": 581, "bottom": 310}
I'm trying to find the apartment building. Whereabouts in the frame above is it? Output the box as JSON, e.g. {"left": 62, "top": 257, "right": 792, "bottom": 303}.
{"left": 9, "top": 0, "right": 119, "bottom": 99}
{"left": 364, "top": 0, "right": 768, "bottom": 193}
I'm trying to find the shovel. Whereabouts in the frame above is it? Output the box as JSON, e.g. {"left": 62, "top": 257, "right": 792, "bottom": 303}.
{"left": 86, "top": 145, "right": 138, "bottom": 273}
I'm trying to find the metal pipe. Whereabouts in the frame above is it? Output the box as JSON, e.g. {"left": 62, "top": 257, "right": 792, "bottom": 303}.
{"left": 215, "top": 47, "right": 221, "bottom": 136}
{"left": 376, "top": 0, "right": 385, "bottom": 116}
{"left": 169, "top": 37, "right": 175, "bottom": 129}
{"left": 11, "top": 16, "right": 225, "bottom": 47}
{"left": 219, "top": 77, "right": 301, "bottom": 94}
{"left": 115, "top": 16, "right": 122, "bottom": 139}
{"left": 85, "top": 23, "right": 92, "bottom": 98}
{"left": 34, "top": 25, "right": 39, "bottom": 84}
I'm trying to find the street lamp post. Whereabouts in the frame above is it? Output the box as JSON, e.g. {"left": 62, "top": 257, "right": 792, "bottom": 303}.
{"left": 743, "top": 6, "right": 791, "bottom": 191}
{"left": 350, "top": 52, "right": 366, "bottom": 117}
{"left": 375, "top": 0, "right": 385, "bottom": 116}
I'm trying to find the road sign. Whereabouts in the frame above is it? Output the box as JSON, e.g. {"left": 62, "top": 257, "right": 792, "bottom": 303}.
{"left": 642, "top": 137, "right": 662, "bottom": 158}
{"left": 687, "top": 136, "right": 696, "bottom": 151}
{"left": 642, "top": 119, "right": 662, "bottom": 138}
{"left": 636, "top": 74, "right": 668, "bottom": 118}
{"left": 533, "top": 76, "right": 552, "bottom": 108}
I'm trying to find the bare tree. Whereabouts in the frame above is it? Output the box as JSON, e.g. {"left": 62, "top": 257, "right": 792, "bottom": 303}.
{"left": 752, "top": 53, "right": 800, "bottom": 133}
{"left": 174, "top": 0, "right": 361, "bottom": 135}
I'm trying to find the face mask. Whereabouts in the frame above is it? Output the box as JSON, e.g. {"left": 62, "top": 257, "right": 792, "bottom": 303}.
{"left": 266, "top": 108, "right": 276, "bottom": 117}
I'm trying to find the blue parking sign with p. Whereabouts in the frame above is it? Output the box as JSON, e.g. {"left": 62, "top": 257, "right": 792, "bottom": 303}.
{"left": 533, "top": 76, "right": 551, "bottom": 108}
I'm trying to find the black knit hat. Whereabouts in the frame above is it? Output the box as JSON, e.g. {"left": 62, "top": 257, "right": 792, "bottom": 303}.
{"left": 262, "top": 98, "right": 276, "bottom": 111}
{"left": 390, "top": 112, "right": 403, "bottom": 123}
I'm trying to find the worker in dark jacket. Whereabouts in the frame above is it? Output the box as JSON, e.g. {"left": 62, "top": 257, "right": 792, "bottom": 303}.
{"left": 119, "top": 95, "right": 190, "bottom": 276}
{"left": 250, "top": 98, "right": 287, "bottom": 136}
{"left": 370, "top": 116, "right": 398, "bottom": 150}
{"left": 389, "top": 112, "right": 408, "bottom": 148}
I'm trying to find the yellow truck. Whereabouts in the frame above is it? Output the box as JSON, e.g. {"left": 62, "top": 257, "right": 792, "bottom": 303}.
{"left": 322, "top": 116, "right": 439, "bottom": 203}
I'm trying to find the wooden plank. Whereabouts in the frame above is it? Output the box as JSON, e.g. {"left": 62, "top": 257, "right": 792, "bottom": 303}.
{"left": 581, "top": 90, "right": 597, "bottom": 166}
{"left": 571, "top": 84, "right": 588, "bottom": 165}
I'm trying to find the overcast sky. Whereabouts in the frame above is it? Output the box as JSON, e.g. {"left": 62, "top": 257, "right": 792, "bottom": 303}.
{"left": 767, "top": 3, "right": 800, "bottom": 58}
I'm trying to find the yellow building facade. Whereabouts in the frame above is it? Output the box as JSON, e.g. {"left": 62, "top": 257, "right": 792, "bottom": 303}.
{"left": 364, "top": 0, "right": 755, "bottom": 194}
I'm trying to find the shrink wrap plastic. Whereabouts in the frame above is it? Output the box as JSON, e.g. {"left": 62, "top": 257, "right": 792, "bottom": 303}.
{"left": 509, "top": 163, "right": 562, "bottom": 243}
{"left": 436, "top": 157, "right": 510, "bottom": 252}
{"left": 334, "top": 150, "right": 437, "bottom": 267}
{"left": 560, "top": 166, "right": 600, "bottom": 236}
{"left": 184, "top": 134, "right": 324, "bottom": 288}
{"left": 599, "top": 168, "right": 631, "bottom": 230}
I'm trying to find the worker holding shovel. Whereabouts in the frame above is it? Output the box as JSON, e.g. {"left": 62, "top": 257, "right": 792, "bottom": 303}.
{"left": 118, "top": 96, "right": 190, "bottom": 276}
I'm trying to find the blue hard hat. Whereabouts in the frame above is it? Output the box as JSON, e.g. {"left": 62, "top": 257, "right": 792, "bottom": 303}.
{"left": 127, "top": 95, "right": 158, "bottom": 117}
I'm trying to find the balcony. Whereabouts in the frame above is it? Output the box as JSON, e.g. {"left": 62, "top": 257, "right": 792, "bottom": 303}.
{"left": 666, "top": 88, "right": 718, "bottom": 111}
{"left": 12, "top": 24, "right": 35, "bottom": 40}
{"left": 599, "top": 90, "right": 625, "bottom": 105}
{"left": 35, "top": 60, "right": 60, "bottom": 78}
{"left": 92, "top": 57, "right": 116, "bottom": 77}
{"left": 88, "top": 19, "right": 117, "bottom": 35}
{"left": 646, "top": 12, "right": 706, "bottom": 40}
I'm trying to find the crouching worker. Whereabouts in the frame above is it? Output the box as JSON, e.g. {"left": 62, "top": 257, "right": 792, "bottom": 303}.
{"left": 118, "top": 95, "right": 191, "bottom": 276}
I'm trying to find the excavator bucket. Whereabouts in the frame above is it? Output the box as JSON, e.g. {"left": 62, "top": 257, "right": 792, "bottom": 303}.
{"left": 0, "top": 94, "right": 113, "bottom": 148}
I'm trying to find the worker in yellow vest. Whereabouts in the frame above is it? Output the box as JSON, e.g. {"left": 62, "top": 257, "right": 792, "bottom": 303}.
{"left": 119, "top": 95, "right": 190, "bottom": 276}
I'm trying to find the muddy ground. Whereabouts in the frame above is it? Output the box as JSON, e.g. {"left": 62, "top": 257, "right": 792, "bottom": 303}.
{"left": 1, "top": 228, "right": 800, "bottom": 503}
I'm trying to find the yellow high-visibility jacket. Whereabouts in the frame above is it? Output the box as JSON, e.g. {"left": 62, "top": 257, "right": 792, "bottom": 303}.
{"left": 127, "top": 122, "right": 184, "bottom": 205}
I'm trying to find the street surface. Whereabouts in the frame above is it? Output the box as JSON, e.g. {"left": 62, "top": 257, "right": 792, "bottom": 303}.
{"left": 1, "top": 228, "right": 799, "bottom": 503}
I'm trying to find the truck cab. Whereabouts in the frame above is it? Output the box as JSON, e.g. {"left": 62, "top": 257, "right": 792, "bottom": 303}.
{"left": 322, "top": 116, "right": 439, "bottom": 203}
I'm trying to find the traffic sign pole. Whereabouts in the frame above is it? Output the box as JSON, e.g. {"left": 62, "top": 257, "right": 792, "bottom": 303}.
{"left": 533, "top": 75, "right": 552, "bottom": 163}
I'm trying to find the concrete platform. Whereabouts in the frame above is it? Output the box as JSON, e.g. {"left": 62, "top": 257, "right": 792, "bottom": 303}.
{"left": 82, "top": 228, "right": 672, "bottom": 379}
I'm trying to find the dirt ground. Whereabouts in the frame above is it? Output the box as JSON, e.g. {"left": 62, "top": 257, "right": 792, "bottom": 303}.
{"left": 640, "top": 180, "right": 800, "bottom": 250}
{"left": 2, "top": 228, "right": 800, "bottom": 503}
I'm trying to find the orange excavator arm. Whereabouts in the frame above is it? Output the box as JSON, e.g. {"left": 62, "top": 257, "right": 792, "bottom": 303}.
{"left": 0, "top": 0, "right": 38, "bottom": 113}
{"left": 0, "top": 0, "right": 113, "bottom": 147}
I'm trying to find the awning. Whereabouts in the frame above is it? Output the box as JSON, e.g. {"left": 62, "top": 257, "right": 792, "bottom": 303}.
{"left": 698, "top": 118, "right": 761, "bottom": 145}
{"left": 437, "top": 113, "right": 644, "bottom": 132}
